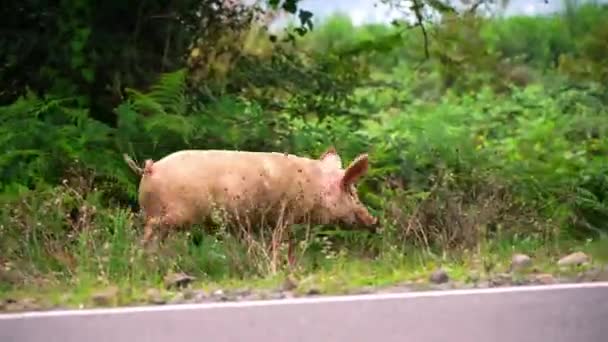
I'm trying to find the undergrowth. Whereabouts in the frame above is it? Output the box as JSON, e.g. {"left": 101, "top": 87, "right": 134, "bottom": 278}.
{"left": 1, "top": 2, "right": 608, "bottom": 296}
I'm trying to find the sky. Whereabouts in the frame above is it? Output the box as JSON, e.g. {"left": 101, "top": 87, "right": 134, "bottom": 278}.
{"left": 271, "top": 0, "right": 608, "bottom": 27}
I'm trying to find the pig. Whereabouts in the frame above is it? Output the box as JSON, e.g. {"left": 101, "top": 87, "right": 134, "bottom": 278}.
{"left": 123, "top": 146, "right": 377, "bottom": 246}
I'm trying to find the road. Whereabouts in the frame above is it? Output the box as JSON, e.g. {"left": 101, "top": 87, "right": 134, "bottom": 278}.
{"left": 1, "top": 282, "right": 608, "bottom": 342}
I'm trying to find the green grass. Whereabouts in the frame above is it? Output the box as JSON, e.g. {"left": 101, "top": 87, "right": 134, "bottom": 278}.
{"left": 1, "top": 226, "right": 606, "bottom": 311}
{"left": 1, "top": 182, "right": 607, "bottom": 311}
{"left": 2, "top": 2, "right": 608, "bottom": 313}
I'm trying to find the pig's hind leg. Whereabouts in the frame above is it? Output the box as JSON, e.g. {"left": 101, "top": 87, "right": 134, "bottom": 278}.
{"left": 141, "top": 216, "right": 180, "bottom": 250}
{"left": 141, "top": 216, "right": 163, "bottom": 248}
{"left": 143, "top": 204, "right": 194, "bottom": 248}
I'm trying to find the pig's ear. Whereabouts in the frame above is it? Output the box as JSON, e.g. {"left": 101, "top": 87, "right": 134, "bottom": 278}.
{"left": 319, "top": 146, "right": 342, "bottom": 169}
{"left": 341, "top": 153, "right": 369, "bottom": 190}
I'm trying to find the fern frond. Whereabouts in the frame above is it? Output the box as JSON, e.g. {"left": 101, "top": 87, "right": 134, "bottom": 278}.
{"left": 125, "top": 88, "right": 167, "bottom": 116}
{"left": 143, "top": 114, "right": 196, "bottom": 144}
{"left": 148, "top": 69, "right": 187, "bottom": 115}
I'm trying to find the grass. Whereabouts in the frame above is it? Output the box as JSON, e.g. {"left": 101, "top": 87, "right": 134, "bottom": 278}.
{"left": 1, "top": 179, "right": 607, "bottom": 312}
{"left": 1, "top": 222, "right": 606, "bottom": 312}
{"left": 1, "top": 1, "right": 607, "bottom": 316}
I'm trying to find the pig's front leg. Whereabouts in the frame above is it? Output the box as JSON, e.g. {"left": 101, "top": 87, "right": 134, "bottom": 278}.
{"left": 141, "top": 215, "right": 175, "bottom": 249}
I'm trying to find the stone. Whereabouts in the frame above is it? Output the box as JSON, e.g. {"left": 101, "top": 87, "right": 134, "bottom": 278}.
{"left": 212, "top": 289, "right": 229, "bottom": 301}
{"left": 557, "top": 252, "right": 589, "bottom": 267}
{"left": 577, "top": 266, "right": 608, "bottom": 282}
{"left": 306, "top": 287, "right": 321, "bottom": 296}
{"left": 429, "top": 268, "right": 449, "bottom": 284}
{"left": 354, "top": 286, "right": 376, "bottom": 295}
{"left": 282, "top": 275, "right": 298, "bottom": 291}
{"left": 2, "top": 298, "right": 42, "bottom": 312}
{"left": 233, "top": 288, "right": 252, "bottom": 300}
{"left": 534, "top": 273, "right": 556, "bottom": 285}
{"left": 510, "top": 254, "right": 532, "bottom": 271}
{"left": 430, "top": 282, "right": 453, "bottom": 291}
{"left": 467, "top": 272, "right": 480, "bottom": 285}
{"left": 182, "top": 288, "right": 195, "bottom": 301}
{"left": 192, "top": 290, "right": 209, "bottom": 303}
{"left": 145, "top": 288, "right": 165, "bottom": 305}
{"left": 489, "top": 273, "right": 512, "bottom": 287}
{"left": 168, "top": 292, "right": 186, "bottom": 304}
{"left": 91, "top": 286, "right": 119, "bottom": 306}
{"left": 163, "top": 272, "right": 195, "bottom": 289}
{"left": 20, "top": 297, "right": 40, "bottom": 311}
{"left": 270, "top": 291, "right": 287, "bottom": 300}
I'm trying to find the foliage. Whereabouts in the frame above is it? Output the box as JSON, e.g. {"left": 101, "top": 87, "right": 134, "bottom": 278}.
{"left": 1, "top": 1, "right": 608, "bottom": 290}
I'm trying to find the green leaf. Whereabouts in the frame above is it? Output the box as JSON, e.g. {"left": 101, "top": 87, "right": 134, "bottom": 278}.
{"left": 81, "top": 68, "right": 95, "bottom": 83}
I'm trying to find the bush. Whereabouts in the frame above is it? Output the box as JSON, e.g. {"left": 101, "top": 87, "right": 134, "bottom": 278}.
{"left": 1, "top": 1, "right": 607, "bottom": 290}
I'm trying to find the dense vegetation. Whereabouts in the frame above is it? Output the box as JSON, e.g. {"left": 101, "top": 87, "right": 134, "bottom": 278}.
{"left": 1, "top": 0, "right": 607, "bottom": 296}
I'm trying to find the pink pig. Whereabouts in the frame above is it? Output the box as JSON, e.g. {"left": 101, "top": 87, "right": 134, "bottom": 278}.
{"left": 123, "top": 147, "right": 377, "bottom": 246}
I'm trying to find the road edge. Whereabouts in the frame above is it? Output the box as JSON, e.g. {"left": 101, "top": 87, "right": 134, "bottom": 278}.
{"left": 2, "top": 281, "right": 608, "bottom": 320}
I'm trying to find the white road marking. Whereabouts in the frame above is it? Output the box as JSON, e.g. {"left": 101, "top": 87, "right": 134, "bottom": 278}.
{"left": 2, "top": 281, "right": 607, "bottom": 320}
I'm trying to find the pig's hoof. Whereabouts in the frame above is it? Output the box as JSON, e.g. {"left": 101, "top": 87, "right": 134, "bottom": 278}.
{"left": 365, "top": 222, "right": 380, "bottom": 234}
{"left": 140, "top": 239, "right": 154, "bottom": 251}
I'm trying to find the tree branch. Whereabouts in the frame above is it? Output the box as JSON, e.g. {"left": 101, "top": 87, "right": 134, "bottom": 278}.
{"left": 411, "top": 0, "right": 430, "bottom": 59}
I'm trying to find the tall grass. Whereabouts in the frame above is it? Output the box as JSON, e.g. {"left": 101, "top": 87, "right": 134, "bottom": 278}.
{"left": 1, "top": 2, "right": 607, "bottom": 292}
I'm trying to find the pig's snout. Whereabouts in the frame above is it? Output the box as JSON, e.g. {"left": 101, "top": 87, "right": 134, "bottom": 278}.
{"left": 355, "top": 207, "right": 378, "bottom": 227}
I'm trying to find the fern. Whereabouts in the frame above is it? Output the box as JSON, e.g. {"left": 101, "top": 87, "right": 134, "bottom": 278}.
{"left": 148, "top": 68, "right": 187, "bottom": 115}
{"left": 0, "top": 90, "right": 121, "bottom": 193}
{"left": 124, "top": 88, "right": 168, "bottom": 116}
{"left": 125, "top": 68, "right": 188, "bottom": 117}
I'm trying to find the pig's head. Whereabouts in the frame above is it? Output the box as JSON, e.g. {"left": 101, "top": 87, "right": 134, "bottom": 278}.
{"left": 317, "top": 147, "right": 377, "bottom": 227}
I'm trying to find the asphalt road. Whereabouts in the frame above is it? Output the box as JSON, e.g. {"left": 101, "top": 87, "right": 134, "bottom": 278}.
{"left": 1, "top": 282, "right": 608, "bottom": 342}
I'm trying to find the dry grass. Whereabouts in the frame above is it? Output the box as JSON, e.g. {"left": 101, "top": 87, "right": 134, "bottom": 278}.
{"left": 382, "top": 171, "right": 552, "bottom": 253}
{"left": 0, "top": 167, "right": 601, "bottom": 301}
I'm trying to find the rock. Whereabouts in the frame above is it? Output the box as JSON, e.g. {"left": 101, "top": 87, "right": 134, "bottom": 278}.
{"left": 295, "top": 275, "right": 322, "bottom": 296}
{"left": 558, "top": 252, "right": 589, "bottom": 267}
{"left": 577, "top": 266, "right": 608, "bottom": 282}
{"left": 466, "top": 272, "right": 480, "bottom": 285}
{"left": 353, "top": 286, "right": 376, "bottom": 295}
{"left": 269, "top": 291, "right": 287, "bottom": 300}
{"left": 168, "top": 292, "right": 186, "bottom": 304}
{"left": 238, "top": 290, "right": 261, "bottom": 301}
{"left": 282, "top": 275, "right": 298, "bottom": 291}
{"left": 255, "top": 290, "right": 272, "bottom": 300}
{"left": 233, "top": 288, "right": 252, "bottom": 300}
{"left": 510, "top": 254, "right": 532, "bottom": 271}
{"left": 512, "top": 277, "right": 530, "bottom": 286}
{"left": 182, "top": 288, "right": 195, "bottom": 301}
{"left": 430, "top": 282, "right": 453, "bottom": 291}
{"left": 429, "top": 268, "right": 449, "bottom": 284}
{"left": 3, "top": 302, "right": 24, "bottom": 312}
{"left": 0, "top": 298, "right": 41, "bottom": 312}
{"left": 145, "top": 288, "right": 165, "bottom": 305}
{"left": 212, "top": 289, "right": 229, "bottom": 301}
{"left": 489, "top": 273, "right": 512, "bottom": 287}
{"left": 192, "top": 290, "right": 209, "bottom": 303}
{"left": 534, "top": 273, "right": 556, "bottom": 285}
{"left": 0, "top": 269, "right": 21, "bottom": 286}
{"left": 163, "top": 272, "right": 195, "bottom": 289}
{"left": 306, "top": 287, "right": 321, "bottom": 296}
{"left": 20, "top": 297, "right": 41, "bottom": 311}
{"left": 91, "top": 286, "right": 119, "bottom": 306}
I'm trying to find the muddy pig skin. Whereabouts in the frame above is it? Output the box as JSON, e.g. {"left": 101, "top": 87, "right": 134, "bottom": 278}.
{"left": 123, "top": 147, "right": 376, "bottom": 245}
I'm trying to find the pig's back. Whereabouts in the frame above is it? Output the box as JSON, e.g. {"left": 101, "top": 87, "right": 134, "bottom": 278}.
{"left": 148, "top": 149, "right": 324, "bottom": 215}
